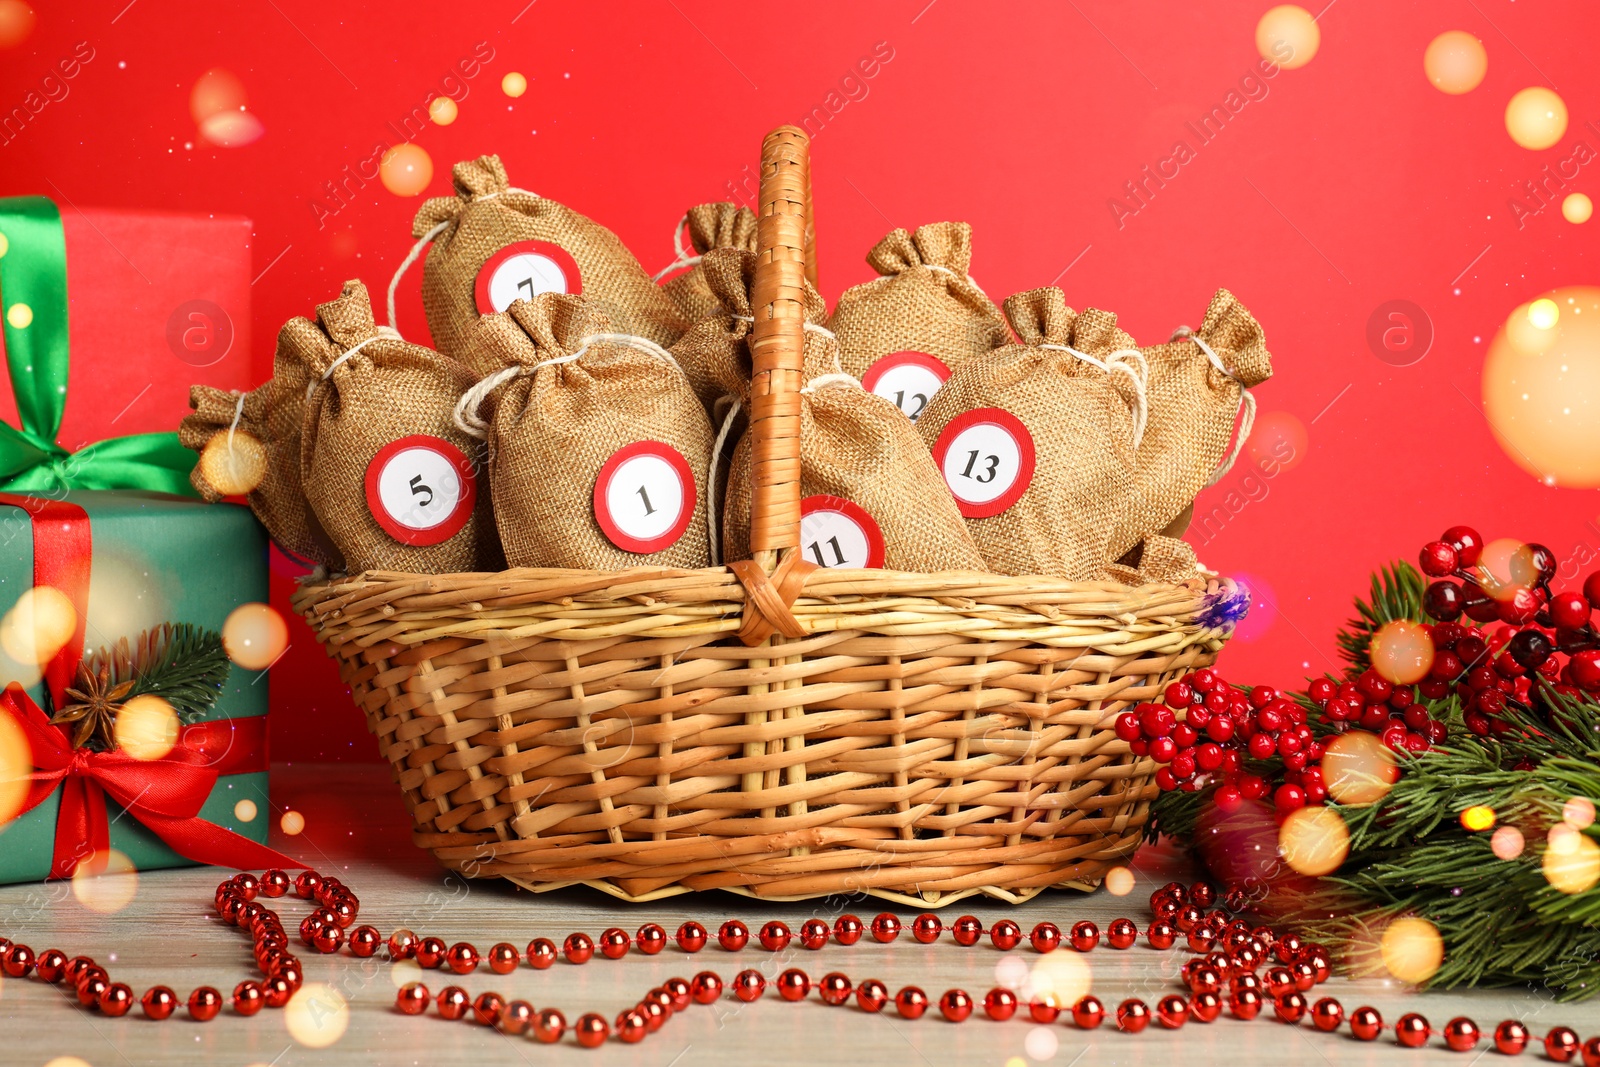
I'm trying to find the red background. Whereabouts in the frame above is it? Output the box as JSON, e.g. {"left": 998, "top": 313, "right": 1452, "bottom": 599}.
{"left": 1, "top": 0, "right": 1594, "bottom": 762}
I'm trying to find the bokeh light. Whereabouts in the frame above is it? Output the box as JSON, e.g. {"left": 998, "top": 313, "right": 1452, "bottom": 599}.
{"left": 1543, "top": 831, "right": 1600, "bottom": 894}
{"left": 234, "top": 798, "right": 258, "bottom": 822}
{"left": 428, "top": 96, "right": 458, "bottom": 125}
{"left": 222, "top": 602, "right": 288, "bottom": 670}
{"left": 1, "top": 586, "right": 78, "bottom": 666}
{"left": 1379, "top": 917, "right": 1444, "bottom": 985}
{"left": 1244, "top": 409, "right": 1307, "bottom": 475}
{"left": 1564, "top": 193, "right": 1593, "bottom": 224}
{"left": 1459, "top": 805, "right": 1496, "bottom": 832}
{"left": 71, "top": 849, "right": 139, "bottom": 913}
{"left": 1476, "top": 537, "right": 1534, "bottom": 600}
{"left": 285, "top": 982, "right": 350, "bottom": 1048}
{"left": 0, "top": 704, "right": 30, "bottom": 826}
{"left": 1026, "top": 951, "right": 1091, "bottom": 1008}
{"left": 191, "top": 69, "right": 264, "bottom": 148}
{"left": 1528, "top": 298, "right": 1560, "bottom": 330}
{"left": 390, "top": 959, "right": 422, "bottom": 988}
{"left": 113, "top": 695, "right": 178, "bottom": 761}
{"left": 994, "top": 954, "right": 1028, "bottom": 991}
{"left": 1505, "top": 87, "right": 1568, "bottom": 150}
{"left": 1103, "top": 865, "right": 1134, "bottom": 896}
{"left": 42, "top": 1059, "right": 92, "bottom": 1067}
{"left": 1369, "top": 619, "right": 1435, "bottom": 684}
{"left": 1278, "top": 804, "right": 1349, "bottom": 876}
{"left": 1491, "top": 824, "right": 1525, "bottom": 860}
{"left": 1024, "top": 1026, "right": 1059, "bottom": 1060}
{"left": 1322, "top": 729, "right": 1399, "bottom": 805}
{"left": 280, "top": 809, "right": 306, "bottom": 835}
{"left": 200, "top": 429, "right": 267, "bottom": 496}
{"left": 0, "top": 0, "right": 36, "bottom": 49}
{"left": 502, "top": 71, "right": 528, "bottom": 97}
{"left": 1423, "top": 31, "right": 1486, "bottom": 94}
{"left": 1256, "top": 5, "right": 1319, "bottom": 70}
{"left": 379, "top": 143, "right": 433, "bottom": 197}
{"left": 1564, "top": 797, "right": 1596, "bottom": 829}
{"left": 1483, "top": 287, "right": 1600, "bottom": 488}
{"left": 1004, "top": 1058, "right": 1026, "bottom": 1067}
{"left": 200, "top": 110, "right": 266, "bottom": 148}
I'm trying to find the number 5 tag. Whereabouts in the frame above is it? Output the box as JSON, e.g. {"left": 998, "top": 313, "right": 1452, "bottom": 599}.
{"left": 930, "top": 407, "right": 1035, "bottom": 518}
{"left": 593, "top": 441, "right": 696, "bottom": 554}
{"left": 365, "top": 435, "right": 479, "bottom": 545}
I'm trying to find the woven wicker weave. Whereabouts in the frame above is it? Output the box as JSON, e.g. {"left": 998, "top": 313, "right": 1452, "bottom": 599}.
{"left": 292, "top": 127, "right": 1240, "bottom": 906}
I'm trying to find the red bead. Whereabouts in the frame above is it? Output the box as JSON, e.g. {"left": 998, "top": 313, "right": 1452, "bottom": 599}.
{"left": 1494, "top": 1019, "right": 1530, "bottom": 1055}
{"left": 1116, "top": 998, "right": 1151, "bottom": 1033}
{"left": 675, "top": 921, "right": 707, "bottom": 953}
{"left": 415, "top": 936, "right": 446, "bottom": 969}
{"left": 2, "top": 944, "right": 33, "bottom": 978}
{"left": 984, "top": 988, "right": 1018, "bottom": 1021}
{"left": 1157, "top": 994, "right": 1189, "bottom": 1028}
{"left": 574, "top": 1013, "right": 609, "bottom": 1049}
{"left": 1072, "top": 994, "right": 1105, "bottom": 1029}
{"left": 438, "top": 940, "right": 478, "bottom": 974}
{"left": 1190, "top": 991, "right": 1222, "bottom": 1023}
{"left": 856, "top": 978, "right": 889, "bottom": 1013}
{"left": 396, "top": 982, "right": 430, "bottom": 1015}
{"left": 818, "top": 972, "right": 853, "bottom": 1006}
{"left": 1274, "top": 992, "right": 1307, "bottom": 1023}
{"left": 387, "top": 929, "right": 418, "bottom": 960}
{"left": 732, "top": 969, "right": 765, "bottom": 1003}
{"left": 758, "top": 921, "right": 792, "bottom": 952}
{"left": 989, "top": 919, "right": 1022, "bottom": 951}
{"left": 799, "top": 918, "right": 830, "bottom": 950}
{"left": 1146, "top": 921, "right": 1176, "bottom": 950}
{"left": 35, "top": 948, "right": 67, "bottom": 983}
{"left": 1548, "top": 1027, "right": 1582, "bottom": 1062}
{"left": 1290, "top": 960, "right": 1317, "bottom": 992}
{"left": 311, "top": 924, "right": 344, "bottom": 953}
{"left": 231, "top": 872, "right": 260, "bottom": 900}
{"left": 1396, "top": 1013, "right": 1431, "bottom": 1048}
{"left": 1106, "top": 918, "right": 1137, "bottom": 950}
{"left": 663, "top": 977, "right": 692, "bottom": 1011}
{"left": 260, "top": 868, "right": 290, "bottom": 897}
{"left": 895, "top": 986, "right": 929, "bottom": 1020}
{"left": 524, "top": 938, "right": 555, "bottom": 970}
{"left": 500, "top": 1000, "right": 534, "bottom": 1035}
{"left": 776, "top": 968, "right": 810, "bottom": 1002}
{"left": 951, "top": 915, "right": 983, "bottom": 947}
{"left": 615, "top": 1008, "right": 647, "bottom": 1043}
{"left": 471, "top": 992, "right": 504, "bottom": 1027}
{"left": 1583, "top": 1037, "right": 1600, "bottom": 1067}
{"left": 1067, "top": 920, "right": 1099, "bottom": 952}
{"left": 98, "top": 982, "right": 134, "bottom": 1017}
{"left": 1186, "top": 966, "right": 1221, "bottom": 996}
{"left": 262, "top": 977, "right": 293, "bottom": 1008}
{"left": 230, "top": 980, "right": 264, "bottom": 1016}
{"left": 939, "top": 988, "right": 974, "bottom": 1022}
{"left": 912, "top": 914, "right": 942, "bottom": 944}
{"left": 1229, "top": 988, "right": 1263, "bottom": 1020}
{"left": 1443, "top": 1017, "right": 1480, "bottom": 1052}
{"left": 563, "top": 932, "right": 594, "bottom": 964}
{"left": 718, "top": 920, "right": 749, "bottom": 952}
{"left": 436, "top": 986, "right": 469, "bottom": 1021}
{"left": 1187, "top": 922, "right": 1218, "bottom": 953}
{"left": 643, "top": 988, "right": 675, "bottom": 1018}
{"left": 1030, "top": 999, "right": 1061, "bottom": 1023}
{"left": 187, "top": 986, "right": 223, "bottom": 1021}
{"left": 1174, "top": 904, "right": 1203, "bottom": 933}
{"left": 1311, "top": 997, "right": 1343, "bottom": 1031}
{"left": 598, "top": 928, "right": 630, "bottom": 960}
{"left": 870, "top": 913, "right": 902, "bottom": 943}
{"left": 1264, "top": 965, "right": 1295, "bottom": 997}
{"left": 78, "top": 976, "right": 108, "bottom": 1007}
{"left": 294, "top": 870, "right": 323, "bottom": 899}
{"left": 533, "top": 1008, "right": 566, "bottom": 1043}
{"left": 486, "top": 942, "right": 519, "bottom": 974}
{"left": 691, "top": 971, "right": 723, "bottom": 1004}
{"left": 1029, "top": 922, "right": 1061, "bottom": 953}
{"left": 834, "top": 914, "right": 864, "bottom": 945}
{"left": 635, "top": 923, "right": 667, "bottom": 955}
{"left": 346, "top": 925, "right": 380, "bottom": 958}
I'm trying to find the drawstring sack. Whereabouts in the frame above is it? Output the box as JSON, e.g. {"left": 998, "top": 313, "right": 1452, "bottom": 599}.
{"left": 653, "top": 203, "right": 759, "bottom": 325}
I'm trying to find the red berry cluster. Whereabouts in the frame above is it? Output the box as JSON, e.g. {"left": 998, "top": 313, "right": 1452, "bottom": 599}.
{"left": 1117, "top": 668, "right": 1325, "bottom": 816}
{"left": 1306, "top": 667, "right": 1447, "bottom": 751}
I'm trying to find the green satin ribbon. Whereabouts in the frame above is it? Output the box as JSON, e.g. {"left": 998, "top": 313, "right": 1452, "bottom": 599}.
{"left": 0, "top": 197, "right": 198, "bottom": 497}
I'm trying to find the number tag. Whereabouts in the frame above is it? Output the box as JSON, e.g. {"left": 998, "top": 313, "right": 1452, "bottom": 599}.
{"left": 593, "top": 441, "right": 697, "bottom": 554}
{"left": 860, "top": 351, "right": 951, "bottom": 421}
{"left": 474, "top": 239, "right": 584, "bottom": 315}
{"left": 930, "top": 407, "right": 1035, "bottom": 518}
{"left": 364, "top": 435, "right": 479, "bottom": 545}
{"left": 799, "top": 496, "right": 885, "bottom": 569}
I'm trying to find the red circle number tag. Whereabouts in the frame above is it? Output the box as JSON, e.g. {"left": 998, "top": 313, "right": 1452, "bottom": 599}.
{"left": 930, "top": 408, "right": 1035, "bottom": 518}
{"left": 474, "top": 239, "right": 583, "bottom": 315}
{"left": 799, "top": 496, "right": 885, "bottom": 570}
{"left": 364, "top": 435, "right": 478, "bottom": 546}
{"left": 860, "top": 351, "right": 951, "bottom": 421}
{"left": 593, "top": 441, "right": 697, "bottom": 554}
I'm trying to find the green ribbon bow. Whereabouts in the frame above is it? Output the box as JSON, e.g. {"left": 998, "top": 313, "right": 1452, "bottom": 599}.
{"left": 0, "top": 197, "right": 198, "bottom": 497}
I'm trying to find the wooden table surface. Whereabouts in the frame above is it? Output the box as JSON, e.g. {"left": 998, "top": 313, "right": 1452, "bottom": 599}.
{"left": 0, "top": 762, "right": 1590, "bottom": 1066}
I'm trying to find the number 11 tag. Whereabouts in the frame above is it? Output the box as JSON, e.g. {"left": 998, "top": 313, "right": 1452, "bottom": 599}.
{"left": 365, "top": 435, "right": 479, "bottom": 545}
{"left": 799, "top": 496, "right": 885, "bottom": 569}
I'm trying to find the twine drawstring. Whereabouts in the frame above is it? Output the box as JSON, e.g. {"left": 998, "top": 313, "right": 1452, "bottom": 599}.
{"left": 386, "top": 186, "right": 540, "bottom": 336}
{"left": 651, "top": 214, "right": 703, "bottom": 283}
{"left": 923, "top": 262, "right": 987, "bottom": 296}
{"left": 728, "top": 314, "right": 837, "bottom": 343}
{"left": 1040, "top": 343, "right": 1150, "bottom": 451}
{"left": 306, "top": 327, "right": 404, "bottom": 399}
{"left": 1172, "top": 326, "right": 1257, "bottom": 485}
{"left": 706, "top": 396, "right": 741, "bottom": 567}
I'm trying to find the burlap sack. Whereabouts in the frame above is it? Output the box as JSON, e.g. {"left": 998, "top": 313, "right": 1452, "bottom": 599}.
{"left": 828, "top": 222, "right": 1010, "bottom": 421}
{"left": 700, "top": 252, "right": 985, "bottom": 573}
{"left": 655, "top": 203, "right": 759, "bottom": 326}
{"left": 299, "top": 280, "right": 499, "bottom": 575}
{"left": 180, "top": 378, "right": 342, "bottom": 569}
{"left": 407, "top": 155, "right": 687, "bottom": 368}
{"left": 1102, "top": 535, "right": 1200, "bottom": 586}
{"left": 460, "top": 292, "right": 713, "bottom": 571}
{"left": 1107, "top": 289, "right": 1272, "bottom": 560}
{"left": 917, "top": 288, "right": 1145, "bottom": 580}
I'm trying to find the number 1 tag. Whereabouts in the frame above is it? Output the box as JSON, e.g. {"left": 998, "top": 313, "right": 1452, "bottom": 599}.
{"left": 365, "top": 435, "right": 479, "bottom": 545}
{"left": 860, "top": 351, "right": 951, "bottom": 421}
{"left": 593, "top": 441, "right": 696, "bottom": 554}
{"left": 799, "top": 496, "right": 885, "bottom": 569}
{"left": 474, "top": 239, "right": 584, "bottom": 315}
{"left": 930, "top": 407, "right": 1035, "bottom": 518}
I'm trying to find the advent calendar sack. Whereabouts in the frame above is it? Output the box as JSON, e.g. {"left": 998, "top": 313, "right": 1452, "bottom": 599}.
{"left": 828, "top": 222, "right": 1010, "bottom": 422}
{"left": 702, "top": 251, "right": 985, "bottom": 573}
{"left": 655, "top": 202, "right": 760, "bottom": 325}
{"left": 299, "top": 280, "right": 499, "bottom": 574}
{"left": 458, "top": 292, "right": 713, "bottom": 571}
{"left": 917, "top": 288, "right": 1146, "bottom": 580}
{"left": 402, "top": 155, "right": 687, "bottom": 366}
{"left": 1107, "top": 289, "right": 1272, "bottom": 561}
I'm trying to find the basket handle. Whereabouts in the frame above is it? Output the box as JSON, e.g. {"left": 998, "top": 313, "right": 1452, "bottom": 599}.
{"left": 746, "top": 126, "right": 812, "bottom": 568}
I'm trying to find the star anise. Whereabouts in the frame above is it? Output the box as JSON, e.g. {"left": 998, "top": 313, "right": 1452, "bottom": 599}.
{"left": 52, "top": 662, "right": 135, "bottom": 750}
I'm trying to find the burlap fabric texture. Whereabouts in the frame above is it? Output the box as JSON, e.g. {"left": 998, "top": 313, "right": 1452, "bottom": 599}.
{"left": 655, "top": 202, "right": 759, "bottom": 326}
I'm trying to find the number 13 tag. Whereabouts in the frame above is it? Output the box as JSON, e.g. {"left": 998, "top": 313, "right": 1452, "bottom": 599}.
{"left": 930, "top": 407, "right": 1035, "bottom": 518}
{"left": 365, "top": 435, "right": 479, "bottom": 545}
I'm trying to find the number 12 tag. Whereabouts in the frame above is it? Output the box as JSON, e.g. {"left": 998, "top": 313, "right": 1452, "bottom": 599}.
{"left": 593, "top": 441, "right": 697, "bottom": 554}
{"left": 930, "top": 407, "right": 1035, "bottom": 518}
{"left": 799, "top": 496, "right": 885, "bottom": 569}
{"left": 365, "top": 435, "right": 479, "bottom": 545}
{"left": 860, "top": 351, "right": 951, "bottom": 421}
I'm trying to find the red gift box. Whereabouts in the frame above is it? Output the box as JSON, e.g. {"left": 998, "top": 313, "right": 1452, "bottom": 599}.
{"left": 0, "top": 205, "right": 261, "bottom": 450}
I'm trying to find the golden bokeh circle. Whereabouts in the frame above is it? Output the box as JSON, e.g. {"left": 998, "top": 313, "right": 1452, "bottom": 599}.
{"left": 71, "top": 849, "right": 139, "bottom": 914}
{"left": 1369, "top": 619, "right": 1435, "bottom": 684}
{"left": 6, "top": 302, "right": 32, "bottom": 329}
{"left": 1322, "top": 730, "right": 1398, "bottom": 805}
{"left": 113, "top": 695, "right": 179, "bottom": 761}
{"left": 1563, "top": 796, "right": 1596, "bottom": 830}
{"left": 1459, "top": 805, "right": 1496, "bottom": 832}
{"left": 1278, "top": 805, "right": 1350, "bottom": 876}
{"left": 200, "top": 429, "right": 267, "bottom": 496}
{"left": 1027, "top": 951, "right": 1091, "bottom": 1008}
{"left": 1491, "top": 824, "right": 1525, "bottom": 860}
{"left": 1504, "top": 86, "right": 1568, "bottom": 150}
{"left": 1103, "top": 865, "right": 1134, "bottom": 896}
{"left": 234, "top": 798, "right": 258, "bottom": 823}
{"left": 1256, "top": 5, "right": 1320, "bottom": 69}
{"left": 0, "top": 704, "right": 29, "bottom": 826}
{"left": 0, "top": 1, "right": 35, "bottom": 50}
{"left": 280, "top": 809, "right": 306, "bottom": 836}
{"left": 1564, "top": 193, "right": 1594, "bottom": 224}
{"left": 428, "top": 96, "right": 458, "bottom": 125}
{"left": 1423, "top": 31, "right": 1486, "bottom": 94}
{"left": 1543, "top": 831, "right": 1600, "bottom": 894}
{"left": 1380, "top": 916, "right": 1444, "bottom": 985}
{"left": 222, "top": 602, "right": 288, "bottom": 670}
{"left": 1, "top": 585, "right": 78, "bottom": 666}
{"left": 379, "top": 143, "right": 433, "bottom": 197}
{"left": 502, "top": 71, "right": 528, "bottom": 97}
{"left": 285, "top": 982, "right": 350, "bottom": 1048}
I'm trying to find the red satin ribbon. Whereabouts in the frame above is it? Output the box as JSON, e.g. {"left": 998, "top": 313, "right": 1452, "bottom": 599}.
{"left": 0, "top": 494, "right": 92, "bottom": 711}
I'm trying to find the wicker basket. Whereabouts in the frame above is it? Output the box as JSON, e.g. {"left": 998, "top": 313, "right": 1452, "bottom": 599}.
{"left": 292, "top": 127, "right": 1241, "bottom": 906}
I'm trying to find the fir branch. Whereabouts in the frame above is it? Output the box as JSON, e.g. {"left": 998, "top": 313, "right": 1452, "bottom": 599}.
{"left": 1335, "top": 560, "right": 1426, "bottom": 671}
{"left": 123, "top": 623, "right": 230, "bottom": 722}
